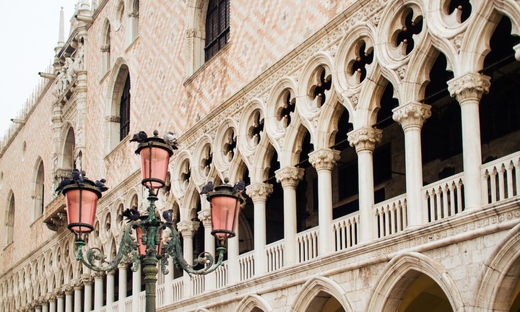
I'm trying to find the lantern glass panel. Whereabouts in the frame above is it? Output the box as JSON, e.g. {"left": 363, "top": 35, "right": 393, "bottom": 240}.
{"left": 140, "top": 146, "right": 170, "bottom": 189}
{"left": 66, "top": 188, "right": 99, "bottom": 233}
{"left": 136, "top": 227, "right": 163, "bottom": 256}
{"left": 210, "top": 195, "right": 240, "bottom": 240}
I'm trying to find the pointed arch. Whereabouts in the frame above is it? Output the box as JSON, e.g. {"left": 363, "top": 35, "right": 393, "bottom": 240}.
{"left": 367, "top": 251, "right": 465, "bottom": 312}
{"left": 475, "top": 223, "right": 520, "bottom": 311}
{"left": 126, "top": 0, "right": 139, "bottom": 45}
{"left": 105, "top": 58, "right": 131, "bottom": 152}
{"left": 101, "top": 19, "right": 111, "bottom": 74}
{"left": 236, "top": 294, "right": 273, "bottom": 312}
{"left": 291, "top": 276, "right": 353, "bottom": 312}
{"left": 32, "top": 157, "right": 45, "bottom": 220}
{"left": 5, "top": 190, "right": 15, "bottom": 246}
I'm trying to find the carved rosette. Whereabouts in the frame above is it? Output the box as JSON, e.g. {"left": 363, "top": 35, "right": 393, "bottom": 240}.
{"left": 309, "top": 148, "right": 341, "bottom": 171}
{"left": 447, "top": 72, "right": 491, "bottom": 102}
{"left": 347, "top": 127, "right": 383, "bottom": 152}
{"left": 246, "top": 183, "right": 274, "bottom": 203}
{"left": 176, "top": 220, "right": 200, "bottom": 238}
{"left": 275, "top": 167, "right": 305, "bottom": 189}
{"left": 392, "top": 102, "right": 432, "bottom": 130}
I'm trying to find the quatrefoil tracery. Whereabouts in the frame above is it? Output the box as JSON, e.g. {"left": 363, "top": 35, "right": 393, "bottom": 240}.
{"left": 180, "top": 160, "right": 191, "bottom": 191}
{"left": 310, "top": 68, "right": 332, "bottom": 108}
{"left": 201, "top": 145, "right": 213, "bottom": 177}
{"left": 277, "top": 90, "right": 296, "bottom": 128}
{"left": 445, "top": 0, "right": 471, "bottom": 24}
{"left": 350, "top": 41, "right": 374, "bottom": 84}
{"left": 394, "top": 9, "right": 423, "bottom": 56}
{"left": 223, "top": 128, "right": 237, "bottom": 162}
{"left": 248, "top": 110, "right": 264, "bottom": 146}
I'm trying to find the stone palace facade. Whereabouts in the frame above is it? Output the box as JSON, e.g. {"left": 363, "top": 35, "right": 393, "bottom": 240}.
{"left": 1, "top": 0, "right": 520, "bottom": 311}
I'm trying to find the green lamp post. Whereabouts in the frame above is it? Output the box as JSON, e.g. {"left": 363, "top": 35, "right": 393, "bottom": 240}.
{"left": 61, "top": 131, "right": 243, "bottom": 312}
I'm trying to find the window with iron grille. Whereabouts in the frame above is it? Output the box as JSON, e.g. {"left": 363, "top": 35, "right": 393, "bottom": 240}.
{"left": 120, "top": 75, "right": 131, "bottom": 141}
{"left": 205, "top": 0, "right": 230, "bottom": 62}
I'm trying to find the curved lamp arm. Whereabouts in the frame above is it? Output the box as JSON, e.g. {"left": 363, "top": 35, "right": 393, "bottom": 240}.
{"left": 75, "top": 221, "right": 141, "bottom": 272}
{"left": 159, "top": 223, "right": 226, "bottom": 276}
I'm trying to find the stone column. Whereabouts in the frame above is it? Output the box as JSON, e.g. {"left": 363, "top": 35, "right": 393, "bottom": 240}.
{"left": 72, "top": 279, "right": 82, "bottom": 312}
{"left": 118, "top": 264, "right": 128, "bottom": 312}
{"left": 275, "top": 166, "right": 305, "bottom": 266}
{"left": 81, "top": 275, "right": 93, "bottom": 312}
{"left": 393, "top": 102, "right": 431, "bottom": 227}
{"left": 162, "top": 237, "right": 174, "bottom": 305}
{"left": 49, "top": 293, "right": 57, "bottom": 312}
{"left": 198, "top": 204, "right": 215, "bottom": 291}
{"left": 246, "top": 183, "right": 273, "bottom": 276}
{"left": 177, "top": 220, "right": 199, "bottom": 297}
{"left": 106, "top": 271, "right": 114, "bottom": 310}
{"left": 309, "top": 148, "right": 341, "bottom": 255}
{"left": 131, "top": 264, "right": 141, "bottom": 312}
{"left": 448, "top": 72, "right": 491, "bottom": 210}
{"left": 62, "top": 284, "right": 73, "bottom": 312}
{"left": 35, "top": 302, "right": 42, "bottom": 312}
{"left": 93, "top": 272, "right": 104, "bottom": 311}
{"left": 348, "top": 127, "right": 383, "bottom": 242}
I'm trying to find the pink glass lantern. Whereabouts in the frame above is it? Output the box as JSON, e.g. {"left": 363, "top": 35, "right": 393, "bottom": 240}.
{"left": 206, "top": 183, "right": 244, "bottom": 242}
{"left": 63, "top": 184, "right": 102, "bottom": 234}
{"left": 136, "top": 226, "right": 163, "bottom": 256}
{"left": 135, "top": 139, "right": 173, "bottom": 190}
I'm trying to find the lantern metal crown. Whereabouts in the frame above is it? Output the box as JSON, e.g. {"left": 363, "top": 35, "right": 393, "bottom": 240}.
{"left": 59, "top": 130, "right": 244, "bottom": 312}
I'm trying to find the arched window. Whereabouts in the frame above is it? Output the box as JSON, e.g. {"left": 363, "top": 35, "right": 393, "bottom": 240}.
{"left": 5, "top": 192, "right": 15, "bottom": 246}
{"left": 205, "top": 0, "right": 230, "bottom": 62}
{"left": 128, "top": 0, "right": 140, "bottom": 43}
{"left": 120, "top": 74, "right": 131, "bottom": 140}
{"left": 101, "top": 20, "right": 111, "bottom": 74}
{"left": 33, "top": 160, "right": 45, "bottom": 220}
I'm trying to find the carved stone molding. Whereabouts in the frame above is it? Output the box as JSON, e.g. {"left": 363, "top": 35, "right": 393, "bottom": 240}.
{"left": 246, "top": 183, "right": 274, "bottom": 203}
{"left": 347, "top": 127, "right": 383, "bottom": 152}
{"left": 105, "top": 115, "right": 121, "bottom": 123}
{"left": 275, "top": 167, "right": 305, "bottom": 189}
{"left": 392, "top": 102, "right": 432, "bottom": 130}
{"left": 100, "top": 44, "right": 110, "bottom": 52}
{"left": 197, "top": 208, "right": 212, "bottom": 227}
{"left": 61, "top": 283, "right": 73, "bottom": 294}
{"left": 177, "top": 220, "right": 200, "bottom": 237}
{"left": 309, "top": 148, "right": 341, "bottom": 171}
{"left": 447, "top": 72, "right": 491, "bottom": 102}
{"left": 92, "top": 271, "right": 104, "bottom": 279}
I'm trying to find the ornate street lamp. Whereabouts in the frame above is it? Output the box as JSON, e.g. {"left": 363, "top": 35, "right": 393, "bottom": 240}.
{"left": 59, "top": 130, "right": 244, "bottom": 312}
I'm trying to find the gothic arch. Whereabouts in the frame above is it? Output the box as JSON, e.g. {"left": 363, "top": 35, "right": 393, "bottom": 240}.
{"left": 290, "top": 276, "right": 353, "bottom": 312}
{"left": 236, "top": 294, "right": 273, "bottom": 312}
{"left": 366, "top": 251, "right": 465, "bottom": 312}
{"left": 474, "top": 223, "right": 520, "bottom": 311}
{"left": 32, "top": 157, "right": 45, "bottom": 220}
{"left": 5, "top": 190, "right": 15, "bottom": 246}
{"left": 101, "top": 18, "right": 111, "bottom": 74}
{"left": 184, "top": 0, "right": 208, "bottom": 76}
{"left": 105, "top": 57, "right": 131, "bottom": 153}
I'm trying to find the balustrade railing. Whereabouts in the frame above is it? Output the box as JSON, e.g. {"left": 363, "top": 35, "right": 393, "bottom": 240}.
{"left": 296, "top": 228, "right": 319, "bottom": 263}
{"left": 423, "top": 173, "right": 465, "bottom": 222}
{"left": 124, "top": 296, "right": 132, "bottom": 312}
{"left": 215, "top": 262, "right": 228, "bottom": 289}
{"left": 482, "top": 152, "right": 520, "bottom": 204}
{"left": 265, "top": 241, "right": 284, "bottom": 272}
{"left": 156, "top": 282, "right": 165, "bottom": 307}
{"left": 332, "top": 212, "right": 360, "bottom": 250}
{"left": 374, "top": 195, "right": 407, "bottom": 238}
{"left": 238, "top": 251, "right": 255, "bottom": 281}
{"left": 172, "top": 278, "right": 184, "bottom": 302}
{"left": 192, "top": 274, "right": 205, "bottom": 295}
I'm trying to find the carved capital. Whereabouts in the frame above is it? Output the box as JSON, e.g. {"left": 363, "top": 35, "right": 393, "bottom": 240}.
{"left": 52, "top": 288, "right": 63, "bottom": 298}
{"left": 448, "top": 72, "right": 491, "bottom": 102}
{"left": 392, "top": 102, "right": 431, "bottom": 130}
{"left": 100, "top": 44, "right": 110, "bottom": 52}
{"left": 92, "top": 271, "right": 105, "bottom": 279}
{"left": 348, "top": 127, "right": 382, "bottom": 152}
{"left": 176, "top": 220, "right": 200, "bottom": 237}
{"left": 197, "top": 208, "right": 212, "bottom": 227}
{"left": 275, "top": 167, "right": 305, "bottom": 189}
{"left": 61, "top": 283, "right": 74, "bottom": 294}
{"left": 105, "top": 115, "right": 121, "bottom": 123}
{"left": 80, "top": 273, "right": 93, "bottom": 285}
{"left": 185, "top": 28, "right": 197, "bottom": 38}
{"left": 309, "top": 148, "right": 341, "bottom": 171}
{"left": 246, "top": 183, "right": 274, "bottom": 202}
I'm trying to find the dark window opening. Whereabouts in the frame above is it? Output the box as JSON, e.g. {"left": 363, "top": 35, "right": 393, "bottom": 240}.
{"left": 120, "top": 75, "right": 131, "bottom": 141}
{"left": 205, "top": 0, "right": 230, "bottom": 62}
